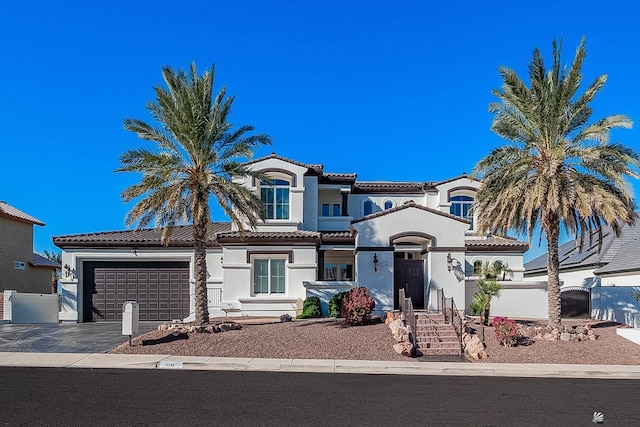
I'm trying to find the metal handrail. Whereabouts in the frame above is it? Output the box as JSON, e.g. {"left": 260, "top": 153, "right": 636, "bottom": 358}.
{"left": 438, "top": 289, "right": 463, "bottom": 352}
{"left": 398, "top": 288, "right": 417, "bottom": 356}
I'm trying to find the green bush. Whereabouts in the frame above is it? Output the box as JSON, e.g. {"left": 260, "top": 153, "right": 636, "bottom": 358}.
{"left": 341, "top": 286, "right": 375, "bottom": 326}
{"left": 328, "top": 292, "right": 347, "bottom": 317}
{"left": 297, "top": 296, "right": 322, "bottom": 319}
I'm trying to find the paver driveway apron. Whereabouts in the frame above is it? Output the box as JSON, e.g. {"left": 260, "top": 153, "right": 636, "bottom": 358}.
{"left": 0, "top": 322, "right": 161, "bottom": 353}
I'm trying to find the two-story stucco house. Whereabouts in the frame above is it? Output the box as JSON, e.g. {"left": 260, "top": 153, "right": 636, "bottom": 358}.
{"left": 53, "top": 154, "right": 529, "bottom": 322}
{"left": 0, "top": 201, "right": 60, "bottom": 295}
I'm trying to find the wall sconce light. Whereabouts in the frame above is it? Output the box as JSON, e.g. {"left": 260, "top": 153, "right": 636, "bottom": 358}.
{"left": 373, "top": 253, "right": 379, "bottom": 272}
{"left": 447, "top": 253, "right": 453, "bottom": 272}
{"left": 131, "top": 248, "right": 138, "bottom": 256}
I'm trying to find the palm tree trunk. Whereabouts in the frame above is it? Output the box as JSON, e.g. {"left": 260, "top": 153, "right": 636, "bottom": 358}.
{"left": 545, "top": 213, "right": 562, "bottom": 326}
{"left": 193, "top": 211, "right": 210, "bottom": 325}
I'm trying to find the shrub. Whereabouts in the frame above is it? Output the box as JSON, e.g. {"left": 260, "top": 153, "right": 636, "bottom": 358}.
{"left": 493, "top": 316, "right": 521, "bottom": 347}
{"left": 328, "top": 292, "right": 347, "bottom": 318}
{"left": 297, "top": 296, "right": 322, "bottom": 319}
{"left": 341, "top": 286, "right": 375, "bottom": 326}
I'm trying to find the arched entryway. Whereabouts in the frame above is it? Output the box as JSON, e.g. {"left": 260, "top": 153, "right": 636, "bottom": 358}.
{"left": 391, "top": 232, "right": 433, "bottom": 309}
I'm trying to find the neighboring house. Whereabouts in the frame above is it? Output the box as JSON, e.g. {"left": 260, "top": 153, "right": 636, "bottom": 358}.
{"left": 53, "top": 154, "right": 530, "bottom": 323}
{"left": 524, "top": 217, "right": 640, "bottom": 287}
{"left": 0, "top": 201, "right": 60, "bottom": 294}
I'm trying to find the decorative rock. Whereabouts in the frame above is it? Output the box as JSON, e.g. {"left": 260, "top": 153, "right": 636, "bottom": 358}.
{"left": 280, "top": 314, "right": 292, "bottom": 322}
{"left": 543, "top": 333, "right": 557, "bottom": 341}
{"left": 465, "top": 336, "right": 487, "bottom": 361}
{"left": 385, "top": 312, "right": 395, "bottom": 324}
{"left": 393, "top": 341, "right": 413, "bottom": 356}
{"left": 577, "top": 332, "right": 586, "bottom": 342}
{"left": 560, "top": 332, "right": 571, "bottom": 341}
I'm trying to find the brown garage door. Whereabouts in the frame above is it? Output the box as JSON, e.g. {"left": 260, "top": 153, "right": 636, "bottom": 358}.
{"left": 83, "top": 261, "right": 190, "bottom": 322}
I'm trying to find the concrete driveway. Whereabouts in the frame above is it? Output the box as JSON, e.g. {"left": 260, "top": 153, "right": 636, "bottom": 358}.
{"left": 0, "top": 322, "right": 161, "bottom": 353}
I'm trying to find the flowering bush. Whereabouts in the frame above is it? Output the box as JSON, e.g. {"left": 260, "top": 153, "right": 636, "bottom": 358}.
{"left": 341, "top": 286, "right": 376, "bottom": 326}
{"left": 493, "top": 316, "right": 521, "bottom": 347}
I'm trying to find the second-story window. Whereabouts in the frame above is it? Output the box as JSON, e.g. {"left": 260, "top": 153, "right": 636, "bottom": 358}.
{"left": 321, "top": 203, "right": 342, "bottom": 216}
{"left": 363, "top": 200, "right": 374, "bottom": 216}
{"left": 261, "top": 179, "right": 290, "bottom": 219}
{"left": 450, "top": 195, "right": 473, "bottom": 227}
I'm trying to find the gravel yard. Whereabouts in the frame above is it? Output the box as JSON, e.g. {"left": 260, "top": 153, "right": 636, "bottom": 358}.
{"left": 109, "top": 316, "right": 640, "bottom": 365}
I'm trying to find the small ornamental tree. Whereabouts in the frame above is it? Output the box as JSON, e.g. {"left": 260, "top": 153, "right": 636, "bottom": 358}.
{"left": 341, "top": 286, "right": 375, "bottom": 326}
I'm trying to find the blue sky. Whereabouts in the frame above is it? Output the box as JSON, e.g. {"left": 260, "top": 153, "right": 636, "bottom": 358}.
{"left": 2, "top": 1, "right": 640, "bottom": 262}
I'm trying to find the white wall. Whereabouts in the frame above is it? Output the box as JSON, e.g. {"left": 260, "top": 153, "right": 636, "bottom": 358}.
{"left": 465, "top": 281, "right": 548, "bottom": 319}
{"left": 598, "top": 272, "right": 640, "bottom": 287}
{"left": 591, "top": 286, "right": 640, "bottom": 328}
{"left": 525, "top": 267, "right": 597, "bottom": 288}
{"left": 4, "top": 290, "right": 60, "bottom": 324}
{"left": 465, "top": 252, "right": 526, "bottom": 281}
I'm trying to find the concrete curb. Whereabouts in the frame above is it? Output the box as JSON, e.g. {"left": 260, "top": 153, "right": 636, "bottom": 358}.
{"left": 1, "top": 352, "right": 639, "bottom": 379}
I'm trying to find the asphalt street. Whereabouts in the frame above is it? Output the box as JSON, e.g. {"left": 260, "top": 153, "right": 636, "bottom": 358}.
{"left": 1, "top": 367, "right": 639, "bottom": 426}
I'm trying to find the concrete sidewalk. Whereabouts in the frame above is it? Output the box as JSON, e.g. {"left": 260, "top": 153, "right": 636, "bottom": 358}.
{"left": 0, "top": 352, "right": 639, "bottom": 379}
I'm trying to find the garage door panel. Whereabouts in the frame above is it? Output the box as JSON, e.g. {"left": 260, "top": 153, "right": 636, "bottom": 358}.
{"left": 83, "top": 262, "right": 190, "bottom": 322}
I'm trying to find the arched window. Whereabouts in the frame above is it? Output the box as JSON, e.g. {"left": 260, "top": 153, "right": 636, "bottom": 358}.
{"left": 473, "top": 260, "right": 483, "bottom": 276}
{"left": 384, "top": 200, "right": 393, "bottom": 210}
{"left": 261, "top": 179, "right": 289, "bottom": 219}
{"left": 450, "top": 195, "right": 473, "bottom": 227}
{"left": 363, "top": 200, "right": 374, "bottom": 216}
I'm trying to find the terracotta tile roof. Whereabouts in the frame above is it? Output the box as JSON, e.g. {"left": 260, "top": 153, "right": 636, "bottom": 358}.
{"left": 0, "top": 201, "right": 45, "bottom": 226}
{"left": 465, "top": 236, "right": 529, "bottom": 252}
{"left": 319, "top": 173, "right": 357, "bottom": 184}
{"left": 433, "top": 173, "right": 480, "bottom": 186}
{"left": 216, "top": 230, "right": 321, "bottom": 243}
{"left": 245, "top": 153, "right": 318, "bottom": 171}
{"left": 351, "top": 201, "right": 470, "bottom": 225}
{"left": 321, "top": 231, "right": 355, "bottom": 243}
{"left": 29, "top": 253, "right": 61, "bottom": 269}
{"left": 53, "top": 223, "right": 231, "bottom": 248}
{"left": 352, "top": 181, "right": 434, "bottom": 194}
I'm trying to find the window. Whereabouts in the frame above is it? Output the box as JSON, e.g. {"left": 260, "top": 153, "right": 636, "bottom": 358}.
{"left": 321, "top": 203, "right": 342, "bottom": 217}
{"left": 450, "top": 195, "right": 473, "bottom": 227}
{"left": 261, "top": 179, "right": 289, "bottom": 219}
{"left": 473, "top": 260, "right": 483, "bottom": 276}
{"left": 384, "top": 201, "right": 393, "bottom": 210}
{"left": 363, "top": 200, "right": 374, "bottom": 216}
{"left": 253, "top": 258, "right": 286, "bottom": 294}
{"left": 324, "top": 263, "right": 353, "bottom": 280}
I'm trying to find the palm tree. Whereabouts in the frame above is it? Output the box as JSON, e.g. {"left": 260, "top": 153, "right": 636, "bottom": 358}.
{"left": 470, "top": 262, "right": 502, "bottom": 326}
{"left": 116, "top": 63, "right": 272, "bottom": 325}
{"left": 473, "top": 37, "right": 639, "bottom": 326}
{"left": 43, "top": 249, "right": 62, "bottom": 293}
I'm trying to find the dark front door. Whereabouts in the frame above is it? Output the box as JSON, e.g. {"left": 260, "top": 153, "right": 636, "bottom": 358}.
{"left": 83, "top": 261, "right": 190, "bottom": 322}
{"left": 394, "top": 259, "right": 425, "bottom": 309}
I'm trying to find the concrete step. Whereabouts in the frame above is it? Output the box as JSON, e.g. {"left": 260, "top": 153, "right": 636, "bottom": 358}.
{"left": 416, "top": 347, "right": 462, "bottom": 356}
{"left": 416, "top": 341, "right": 461, "bottom": 350}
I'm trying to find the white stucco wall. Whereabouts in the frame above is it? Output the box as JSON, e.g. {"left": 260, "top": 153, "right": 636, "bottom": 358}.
{"left": 223, "top": 245, "right": 317, "bottom": 316}
{"left": 465, "top": 281, "right": 548, "bottom": 319}
{"left": 598, "top": 272, "right": 640, "bottom": 287}
{"left": 591, "top": 286, "right": 640, "bottom": 328}
{"left": 525, "top": 267, "right": 598, "bottom": 288}
{"left": 465, "top": 252, "right": 526, "bottom": 281}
